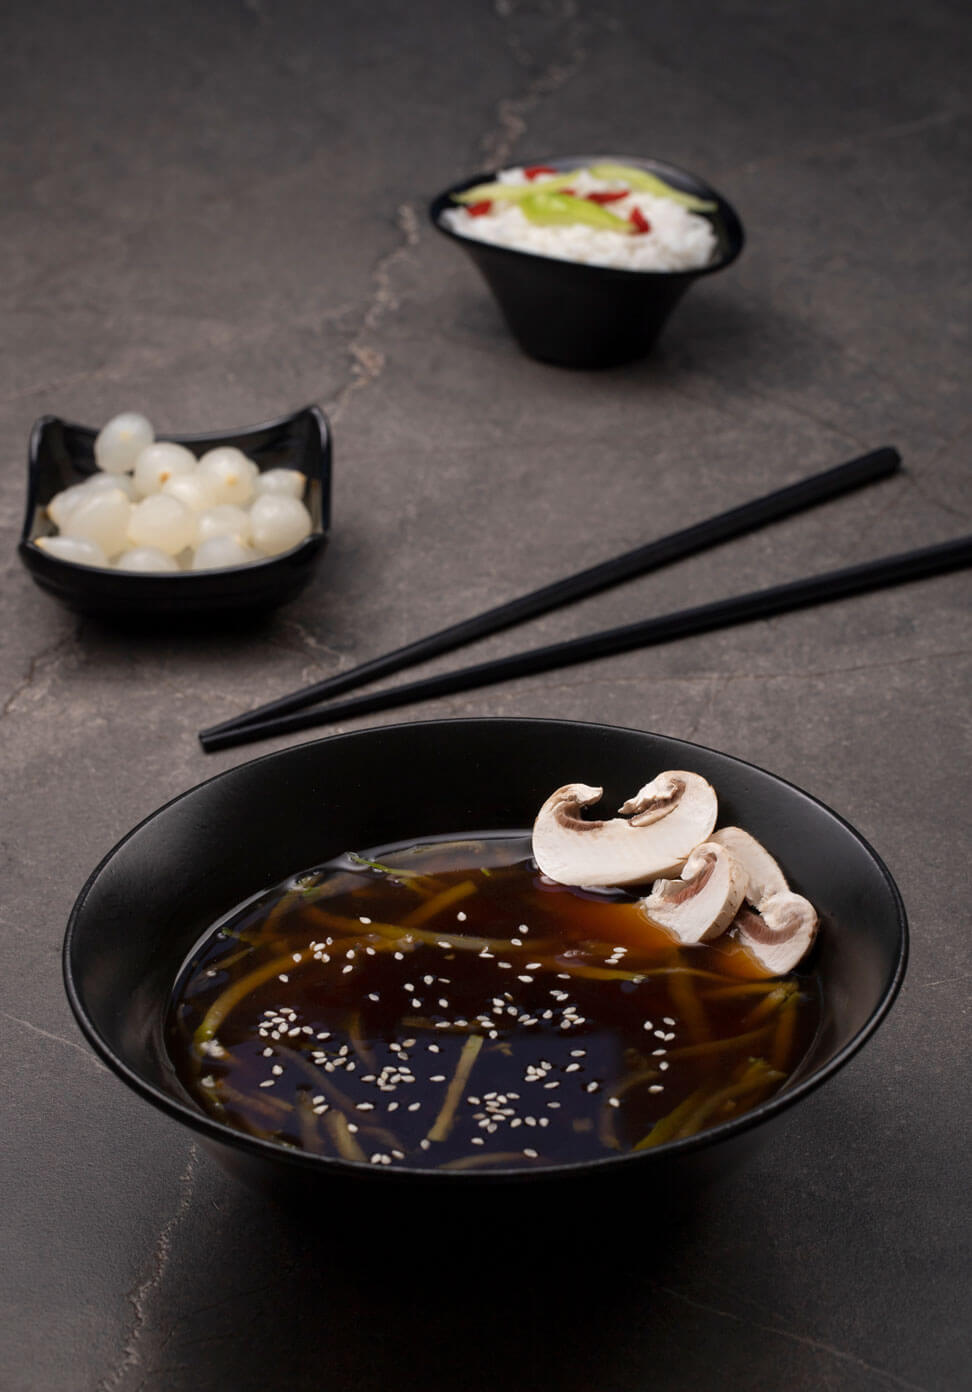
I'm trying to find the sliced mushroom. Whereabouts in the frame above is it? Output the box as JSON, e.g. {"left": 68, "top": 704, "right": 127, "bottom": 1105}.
{"left": 732, "top": 893, "right": 818, "bottom": 975}
{"left": 711, "top": 826, "right": 818, "bottom": 973}
{"left": 639, "top": 842, "right": 749, "bottom": 944}
{"left": 710, "top": 826, "right": 788, "bottom": 904}
{"left": 531, "top": 771, "right": 718, "bottom": 888}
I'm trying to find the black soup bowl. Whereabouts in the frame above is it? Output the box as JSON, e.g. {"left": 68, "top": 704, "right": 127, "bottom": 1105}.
{"left": 430, "top": 155, "right": 744, "bottom": 368}
{"left": 64, "top": 718, "right": 906, "bottom": 1228}
{"left": 19, "top": 404, "right": 332, "bottom": 621}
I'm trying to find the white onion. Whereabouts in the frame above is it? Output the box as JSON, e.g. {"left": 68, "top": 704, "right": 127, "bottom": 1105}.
{"left": 84, "top": 471, "right": 138, "bottom": 500}
{"left": 62, "top": 488, "right": 132, "bottom": 558}
{"left": 191, "top": 535, "right": 258, "bottom": 570}
{"left": 128, "top": 495, "right": 197, "bottom": 555}
{"left": 196, "top": 447, "right": 258, "bottom": 505}
{"left": 94, "top": 412, "right": 154, "bottom": 474}
{"left": 162, "top": 472, "right": 220, "bottom": 511}
{"left": 249, "top": 493, "right": 312, "bottom": 555}
{"left": 254, "top": 468, "right": 307, "bottom": 499}
{"left": 48, "top": 482, "right": 96, "bottom": 530}
{"left": 196, "top": 503, "right": 252, "bottom": 545}
{"left": 133, "top": 442, "right": 197, "bottom": 497}
{"left": 115, "top": 547, "right": 181, "bottom": 573}
{"left": 36, "top": 535, "right": 109, "bottom": 567}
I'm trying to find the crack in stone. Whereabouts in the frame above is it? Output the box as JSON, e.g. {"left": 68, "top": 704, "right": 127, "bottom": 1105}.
{"left": 329, "top": 202, "right": 421, "bottom": 423}
{"left": 0, "top": 1011, "right": 110, "bottom": 1074}
{"left": 654, "top": 1284, "right": 928, "bottom": 1391}
{"left": 483, "top": 0, "right": 595, "bottom": 168}
{"left": 98, "top": 1148, "right": 199, "bottom": 1392}
{"left": 1, "top": 630, "right": 78, "bottom": 721}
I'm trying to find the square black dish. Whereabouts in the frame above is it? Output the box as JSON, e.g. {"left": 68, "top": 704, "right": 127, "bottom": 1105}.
{"left": 18, "top": 404, "right": 332, "bottom": 620}
{"left": 430, "top": 154, "right": 745, "bottom": 368}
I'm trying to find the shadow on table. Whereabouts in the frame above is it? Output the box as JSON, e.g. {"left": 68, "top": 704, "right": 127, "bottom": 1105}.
{"left": 133, "top": 1165, "right": 755, "bottom": 1392}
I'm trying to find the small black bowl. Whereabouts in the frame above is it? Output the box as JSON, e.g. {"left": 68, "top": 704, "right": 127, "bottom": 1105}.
{"left": 430, "top": 154, "right": 744, "bottom": 368}
{"left": 63, "top": 718, "right": 906, "bottom": 1227}
{"left": 18, "top": 404, "right": 332, "bottom": 620}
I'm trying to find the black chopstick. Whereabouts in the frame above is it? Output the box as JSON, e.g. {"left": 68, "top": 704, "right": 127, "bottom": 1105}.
{"left": 201, "top": 447, "right": 901, "bottom": 742}
{"left": 200, "top": 533, "right": 971, "bottom": 752}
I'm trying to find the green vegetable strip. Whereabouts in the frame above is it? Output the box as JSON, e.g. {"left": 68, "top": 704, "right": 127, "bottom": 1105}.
{"left": 323, "top": 1110, "right": 367, "bottom": 1163}
{"left": 306, "top": 904, "right": 551, "bottom": 955}
{"left": 194, "top": 950, "right": 310, "bottom": 1045}
{"left": 741, "top": 984, "right": 791, "bottom": 1029}
{"left": 426, "top": 1034, "right": 484, "bottom": 1143}
{"left": 666, "top": 964, "right": 711, "bottom": 1043}
{"left": 403, "top": 879, "right": 478, "bottom": 927}
{"left": 273, "top": 1044, "right": 403, "bottom": 1151}
{"left": 453, "top": 172, "right": 583, "bottom": 204}
{"left": 634, "top": 1088, "right": 709, "bottom": 1150}
{"left": 217, "top": 1079, "right": 293, "bottom": 1119}
{"left": 345, "top": 851, "right": 443, "bottom": 891}
{"left": 587, "top": 162, "right": 718, "bottom": 211}
{"left": 599, "top": 1067, "right": 662, "bottom": 1150}
{"left": 440, "top": 1151, "right": 537, "bottom": 1171}
{"left": 701, "top": 981, "right": 785, "bottom": 1000}
{"left": 672, "top": 1060, "right": 785, "bottom": 1138}
{"left": 771, "top": 997, "right": 798, "bottom": 1072}
{"left": 663, "top": 1025, "right": 771, "bottom": 1060}
{"left": 518, "top": 190, "right": 631, "bottom": 232}
{"left": 347, "top": 1010, "right": 377, "bottom": 1070}
{"left": 295, "top": 1089, "right": 323, "bottom": 1153}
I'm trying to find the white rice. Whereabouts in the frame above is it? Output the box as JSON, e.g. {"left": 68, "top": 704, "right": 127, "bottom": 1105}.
{"left": 441, "top": 164, "right": 717, "bottom": 272}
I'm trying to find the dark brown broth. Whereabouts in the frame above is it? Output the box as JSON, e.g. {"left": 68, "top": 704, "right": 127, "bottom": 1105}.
{"left": 166, "top": 834, "right": 820, "bottom": 1170}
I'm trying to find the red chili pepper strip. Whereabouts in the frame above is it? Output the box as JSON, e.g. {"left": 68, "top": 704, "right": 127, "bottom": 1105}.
{"left": 524, "top": 165, "right": 559, "bottom": 180}
{"left": 467, "top": 200, "right": 493, "bottom": 216}
{"left": 628, "top": 207, "right": 652, "bottom": 234}
{"left": 586, "top": 189, "right": 628, "bottom": 204}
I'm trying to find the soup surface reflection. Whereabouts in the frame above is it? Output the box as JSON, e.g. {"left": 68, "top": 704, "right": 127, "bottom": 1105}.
{"left": 166, "top": 834, "right": 820, "bottom": 1170}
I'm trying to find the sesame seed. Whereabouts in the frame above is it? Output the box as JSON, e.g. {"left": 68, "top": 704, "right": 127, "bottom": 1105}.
{"left": 523, "top": 1148, "right": 538, "bottom": 1159}
{"left": 608, "top": 1097, "right": 620, "bottom": 1108}
{"left": 649, "top": 1085, "right": 664, "bottom": 1094}
{"left": 278, "top": 974, "right": 289, "bottom": 983}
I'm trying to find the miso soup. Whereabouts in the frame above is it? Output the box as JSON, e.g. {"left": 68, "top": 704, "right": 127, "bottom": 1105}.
{"left": 166, "top": 833, "right": 820, "bottom": 1170}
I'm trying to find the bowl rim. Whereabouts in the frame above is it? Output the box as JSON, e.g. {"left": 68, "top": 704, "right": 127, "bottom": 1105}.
{"left": 63, "top": 716, "right": 908, "bottom": 1185}
{"left": 429, "top": 153, "right": 745, "bottom": 281}
{"left": 19, "top": 402, "right": 332, "bottom": 582}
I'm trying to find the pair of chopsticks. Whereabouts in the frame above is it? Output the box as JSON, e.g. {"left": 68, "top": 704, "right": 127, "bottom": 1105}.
{"left": 200, "top": 447, "right": 971, "bottom": 752}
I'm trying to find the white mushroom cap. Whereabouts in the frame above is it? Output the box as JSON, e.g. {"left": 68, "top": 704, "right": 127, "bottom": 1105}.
{"left": 711, "top": 826, "right": 818, "bottom": 972}
{"left": 732, "top": 892, "right": 818, "bottom": 975}
{"left": 710, "top": 826, "right": 788, "bottom": 905}
{"left": 531, "top": 771, "right": 718, "bottom": 888}
{"left": 639, "top": 842, "right": 749, "bottom": 944}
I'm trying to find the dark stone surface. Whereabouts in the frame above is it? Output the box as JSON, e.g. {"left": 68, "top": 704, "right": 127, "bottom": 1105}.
{"left": 1, "top": 2, "right": 968, "bottom": 1389}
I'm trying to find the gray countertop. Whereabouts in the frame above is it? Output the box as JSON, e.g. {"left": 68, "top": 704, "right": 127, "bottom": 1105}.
{"left": 1, "top": 2, "right": 969, "bottom": 1389}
